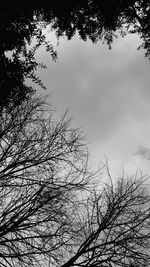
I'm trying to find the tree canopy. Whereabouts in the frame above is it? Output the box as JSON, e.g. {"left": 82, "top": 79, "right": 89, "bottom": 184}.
{"left": 1, "top": 96, "right": 150, "bottom": 267}
{"left": 0, "top": 5, "right": 150, "bottom": 265}
{"left": 0, "top": 2, "right": 150, "bottom": 108}
{"left": 1, "top": 3, "right": 150, "bottom": 53}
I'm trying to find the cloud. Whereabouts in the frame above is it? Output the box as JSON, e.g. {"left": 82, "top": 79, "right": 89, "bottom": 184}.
{"left": 36, "top": 32, "right": 150, "bottom": 175}
{"left": 136, "top": 145, "right": 150, "bottom": 160}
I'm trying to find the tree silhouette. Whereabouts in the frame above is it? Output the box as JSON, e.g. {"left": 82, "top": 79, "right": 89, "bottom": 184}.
{"left": 60, "top": 173, "right": 150, "bottom": 267}
{"left": 2, "top": 3, "right": 149, "bottom": 53}
{"left": 1, "top": 2, "right": 150, "bottom": 107}
{"left": 0, "top": 96, "right": 92, "bottom": 267}
{"left": 0, "top": 8, "right": 57, "bottom": 109}
{"left": 47, "top": 0, "right": 150, "bottom": 53}
{"left": 1, "top": 4, "right": 150, "bottom": 267}
{"left": 0, "top": 96, "right": 150, "bottom": 266}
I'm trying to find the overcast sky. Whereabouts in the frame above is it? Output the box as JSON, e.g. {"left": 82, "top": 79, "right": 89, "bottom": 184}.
{"left": 36, "top": 31, "right": 150, "bottom": 178}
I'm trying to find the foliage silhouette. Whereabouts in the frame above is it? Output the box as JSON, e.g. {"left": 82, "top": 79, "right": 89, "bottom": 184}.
{"left": 0, "top": 2, "right": 150, "bottom": 107}
{"left": 0, "top": 8, "right": 57, "bottom": 109}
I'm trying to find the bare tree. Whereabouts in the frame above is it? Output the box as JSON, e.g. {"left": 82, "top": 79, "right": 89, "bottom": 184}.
{"left": 0, "top": 96, "right": 92, "bottom": 267}
{"left": 1, "top": 96, "right": 150, "bottom": 267}
{"left": 60, "top": 170, "right": 150, "bottom": 267}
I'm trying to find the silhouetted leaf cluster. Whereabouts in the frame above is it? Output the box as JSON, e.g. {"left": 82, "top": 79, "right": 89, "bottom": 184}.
{"left": 0, "top": 8, "right": 57, "bottom": 109}
{"left": 0, "top": 2, "right": 150, "bottom": 108}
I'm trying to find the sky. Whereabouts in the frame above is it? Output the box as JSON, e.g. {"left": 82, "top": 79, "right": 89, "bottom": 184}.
{"left": 36, "top": 30, "right": 150, "bottom": 178}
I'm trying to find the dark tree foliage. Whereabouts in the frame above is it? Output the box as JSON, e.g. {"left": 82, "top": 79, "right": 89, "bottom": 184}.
{"left": 46, "top": 0, "right": 150, "bottom": 50}
{"left": 0, "top": 54, "right": 34, "bottom": 109}
{"left": 0, "top": 8, "right": 57, "bottom": 109}
{"left": 1, "top": 1, "right": 150, "bottom": 108}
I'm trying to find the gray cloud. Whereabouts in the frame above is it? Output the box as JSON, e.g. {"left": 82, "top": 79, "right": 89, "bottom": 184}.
{"left": 37, "top": 33, "right": 150, "bottom": 174}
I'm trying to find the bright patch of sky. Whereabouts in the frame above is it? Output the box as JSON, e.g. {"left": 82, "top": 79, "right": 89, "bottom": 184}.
{"left": 36, "top": 30, "right": 150, "bottom": 178}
